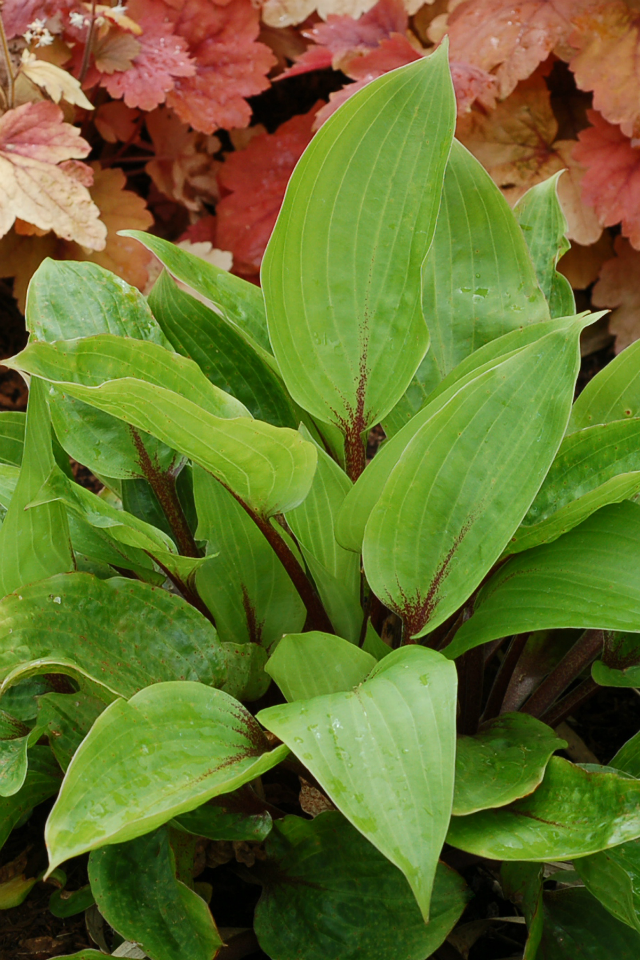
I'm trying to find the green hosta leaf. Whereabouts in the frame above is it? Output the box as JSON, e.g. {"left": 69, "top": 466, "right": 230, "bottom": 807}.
{"left": 0, "top": 722, "right": 45, "bottom": 797}
{"left": 46, "top": 681, "right": 289, "bottom": 869}
{"left": 507, "top": 419, "right": 640, "bottom": 554}
{"left": 174, "top": 788, "right": 272, "bottom": 842}
{"left": 453, "top": 714, "right": 566, "bottom": 816}
{"left": 423, "top": 140, "right": 549, "bottom": 382}
{"left": 0, "top": 378, "right": 73, "bottom": 600}
{"left": 0, "top": 573, "right": 226, "bottom": 701}
{"left": 2, "top": 677, "right": 54, "bottom": 722}
{"left": 0, "top": 464, "right": 18, "bottom": 511}
{"left": 447, "top": 502, "right": 640, "bottom": 656}
{"left": 0, "top": 873, "right": 38, "bottom": 909}
{"left": 258, "top": 646, "right": 457, "bottom": 920}
{"left": 611, "top": 731, "right": 640, "bottom": 776}
{"left": 447, "top": 757, "right": 640, "bottom": 861}
{"left": 337, "top": 316, "right": 596, "bottom": 554}
{"left": 9, "top": 336, "right": 249, "bottom": 420}
{"left": 575, "top": 841, "right": 640, "bottom": 933}
{"left": 27, "top": 259, "right": 169, "bottom": 345}
{"left": 502, "top": 862, "right": 544, "bottom": 959}
{"left": 68, "top": 511, "right": 163, "bottom": 586}
{"left": 32, "top": 466, "right": 208, "bottom": 587}
{"left": 0, "top": 746, "right": 61, "bottom": 851}
{"left": 37, "top": 692, "right": 105, "bottom": 771}
{"left": 0, "top": 412, "right": 25, "bottom": 467}
{"left": 122, "top": 230, "right": 271, "bottom": 355}
{"left": 221, "top": 641, "right": 270, "bottom": 702}
{"left": 262, "top": 51, "right": 455, "bottom": 445}
{"left": 88, "top": 827, "right": 222, "bottom": 960}
{"left": 49, "top": 884, "right": 95, "bottom": 918}
{"left": 265, "top": 632, "right": 376, "bottom": 701}
{"left": 193, "top": 468, "right": 304, "bottom": 646}
{"left": 286, "top": 428, "right": 361, "bottom": 641}
{"left": 569, "top": 339, "right": 640, "bottom": 433}
{"left": 53, "top": 954, "right": 106, "bottom": 960}
{"left": 254, "top": 812, "right": 469, "bottom": 960}
{"left": 514, "top": 172, "right": 575, "bottom": 318}
{"left": 363, "top": 324, "right": 582, "bottom": 637}
{"left": 592, "top": 632, "right": 640, "bottom": 689}
{"left": 362, "top": 620, "right": 393, "bottom": 661}
{"left": 7, "top": 357, "right": 317, "bottom": 518}
{"left": 149, "top": 271, "right": 296, "bottom": 428}
{"left": 536, "top": 887, "right": 640, "bottom": 958}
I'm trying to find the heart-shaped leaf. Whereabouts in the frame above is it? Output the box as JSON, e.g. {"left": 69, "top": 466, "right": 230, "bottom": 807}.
{"left": 258, "top": 646, "right": 457, "bottom": 920}
{"left": 46, "top": 681, "right": 289, "bottom": 870}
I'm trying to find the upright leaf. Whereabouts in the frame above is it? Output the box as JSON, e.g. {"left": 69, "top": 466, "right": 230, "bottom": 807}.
{"left": 193, "top": 468, "right": 305, "bottom": 646}
{"left": 447, "top": 502, "right": 640, "bottom": 656}
{"left": 364, "top": 324, "right": 582, "bottom": 638}
{"left": 575, "top": 842, "right": 640, "bottom": 934}
{"left": 447, "top": 757, "right": 640, "bottom": 861}
{"left": 0, "top": 573, "right": 226, "bottom": 700}
{"left": 514, "top": 173, "right": 576, "bottom": 318}
{"left": 254, "top": 813, "right": 469, "bottom": 960}
{"left": 265, "top": 632, "right": 376, "bottom": 701}
{"left": 507, "top": 418, "right": 640, "bottom": 554}
{"left": 46, "top": 681, "right": 289, "bottom": 869}
{"left": 422, "top": 139, "right": 549, "bottom": 382}
{"left": 122, "top": 230, "right": 272, "bottom": 355}
{"left": 286, "top": 428, "right": 361, "bottom": 642}
{"left": 258, "top": 646, "right": 457, "bottom": 921}
{"left": 262, "top": 50, "right": 455, "bottom": 467}
{"left": 89, "top": 827, "right": 222, "bottom": 960}
{"left": 37, "top": 692, "right": 104, "bottom": 771}
{"left": 0, "top": 412, "right": 25, "bottom": 467}
{"left": 536, "top": 887, "right": 640, "bottom": 958}
{"left": 0, "top": 378, "right": 73, "bottom": 599}
{"left": 0, "top": 746, "right": 61, "bottom": 851}
{"left": 569, "top": 339, "right": 640, "bottom": 433}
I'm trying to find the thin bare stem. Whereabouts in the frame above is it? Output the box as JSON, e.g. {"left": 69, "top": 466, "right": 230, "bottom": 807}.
{"left": 540, "top": 677, "right": 600, "bottom": 729}
{"left": 0, "top": 10, "right": 15, "bottom": 109}
{"left": 481, "top": 634, "right": 527, "bottom": 722}
{"left": 521, "top": 630, "right": 604, "bottom": 720}
{"left": 79, "top": 0, "right": 97, "bottom": 84}
{"left": 457, "top": 645, "right": 485, "bottom": 735}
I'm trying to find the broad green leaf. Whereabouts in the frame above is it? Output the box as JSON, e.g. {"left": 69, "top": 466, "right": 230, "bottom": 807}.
{"left": 569, "top": 339, "right": 640, "bottom": 433}
{"left": 88, "top": 827, "right": 222, "bottom": 960}
{"left": 286, "top": 427, "right": 361, "bottom": 641}
{"left": 193, "top": 468, "right": 305, "bottom": 646}
{"left": 32, "top": 466, "right": 209, "bottom": 587}
{"left": 68, "top": 511, "right": 163, "bottom": 585}
{"left": 49, "top": 884, "right": 95, "bottom": 918}
{"left": 53, "top": 954, "right": 106, "bottom": 960}
{"left": 265, "top": 632, "right": 376, "bottom": 701}
{"left": 363, "top": 325, "right": 582, "bottom": 637}
{"left": 2, "top": 677, "right": 54, "bottom": 722}
{"left": 380, "top": 352, "right": 441, "bottom": 438}
{"left": 0, "top": 463, "right": 18, "bottom": 510}
{"left": 592, "top": 632, "right": 640, "bottom": 688}
{"left": 0, "top": 746, "right": 61, "bottom": 851}
{"left": 514, "top": 172, "right": 575, "bottom": 319}
{"left": 536, "top": 887, "right": 640, "bottom": 958}
{"left": 0, "top": 573, "right": 226, "bottom": 700}
{"left": 611, "top": 731, "right": 640, "bottom": 776}
{"left": 575, "top": 842, "right": 640, "bottom": 933}
{"left": 25, "top": 260, "right": 182, "bottom": 483}
{"left": 447, "top": 757, "right": 640, "bottom": 861}
{"left": 122, "top": 230, "right": 271, "bottom": 355}
{"left": 221, "top": 641, "right": 270, "bottom": 702}
{"left": 148, "top": 270, "right": 297, "bottom": 428}
{"left": 254, "top": 812, "right": 469, "bottom": 960}
{"left": 258, "top": 646, "right": 457, "bottom": 920}
{"left": 262, "top": 50, "right": 455, "bottom": 442}
{"left": 362, "top": 619, "right": 393, "bottom": 660}
{"left": 37, "top": 692, "right": 105, "bottom": 771}
{"left": 337, "top": 317, "right": 596, "bottom": 554}
{"left": 423, "top": 140, "right": 549, "bottom": 382}
{"left": 0, "top": 873, "right": 38, "bottom": 908}
{"left": 447, "top": 502, "right": 640, "bottom": 656}
{"left": 0, "top": 378, "right": 73, "bottom": 600}
{"left": 174, "top": 788, "right": 272, "bottom": 842}
{"left": 0, "top": 411, "right": 25, "bottom": 466}
{"left": 27, "top": 259, "right": 169, "bottom": 345}
{"left": 46, "top": 681, "right": 289, "bottom": 869}
{"left": 6, "top": 357, "right": 317, "bottom": 518}
{"left": 453, "top": 714, "right": 566, "bottom": 816}
{"left": 507, "top": 419, "right": 640, "bottom": 554}
{"left": 9, "top": 336, "right": 249, "bottom": 420}
{"left": 0, "top": 722, "right": 45, "bottom": 797}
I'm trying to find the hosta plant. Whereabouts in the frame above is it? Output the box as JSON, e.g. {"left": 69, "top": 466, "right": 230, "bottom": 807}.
{"left": 3, "top": 47, "right": 640, "bottom": 960}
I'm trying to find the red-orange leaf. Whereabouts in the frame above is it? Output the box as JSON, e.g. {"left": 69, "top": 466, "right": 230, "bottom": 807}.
{"left": 573, "top": 109, "right": 640, "bottom": 250}
{"left": 216, "top": 104, "right": 320, "bottom": 275}
{"left": 165, "top": 0, "right": 276, "bottom": 134}
{"left": 447, "top": 0, "right": 586, "bottom": 98}
{"left": 570, "top": 1, "right": 640, "bottom": 140}
{"left": 592, "top": 237, "right": 640, "bottom": 353}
